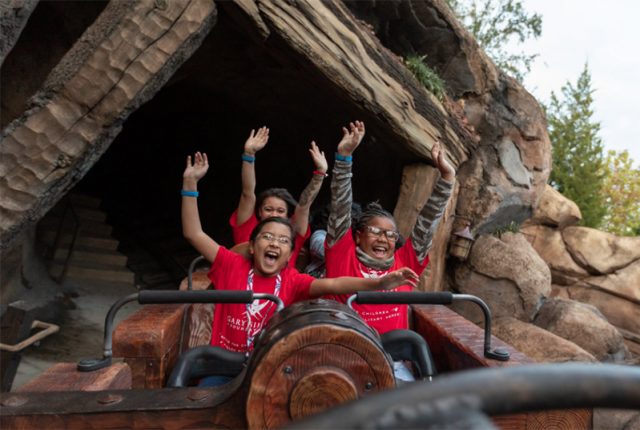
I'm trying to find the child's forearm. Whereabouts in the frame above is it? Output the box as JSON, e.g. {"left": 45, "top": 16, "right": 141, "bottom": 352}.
{"left": 326, "top": 159, "right": 353, "bottom": 246}
{"left": 293, "top": 173, "right": 325, "bottom": 235}
{"left": 410, "top": 177, "right": 454, "bottom": 262}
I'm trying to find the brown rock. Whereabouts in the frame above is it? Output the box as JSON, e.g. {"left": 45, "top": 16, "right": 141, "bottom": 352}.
{"left": 521, "top": 224, "right": 589, "bottom": 285}
{"left": 528, "top": 184, "right": 581, "bottom": 228}
{"left": 453, "top": 233, "right": 551, "bottom": 321}
{"left": 593, "top": 410, "right": 640, "bottom": 430}
{"left": 534, "top": 298, "right": 629, "bottom": 362}
{"left": 493, "top": 317, "right": 596, "bottom": 363}
{"left": 577, "top": 259, "right": 640, "bottom": 303}
{"left": 563, "top": 226, "right": 640, "bottom": 275}
{"left": 567, "top": 285, "right": 640, "bottom": 335}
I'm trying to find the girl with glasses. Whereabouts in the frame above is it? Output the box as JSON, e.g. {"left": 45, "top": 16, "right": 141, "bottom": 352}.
{"left": 229, "top": 127, "right": 328, "bottom": 269}
{"left": 181, "top": 152, "right": 420, "bottom": 364}
{"left": 325, "top": 121, "right": 456, "bottom": 337}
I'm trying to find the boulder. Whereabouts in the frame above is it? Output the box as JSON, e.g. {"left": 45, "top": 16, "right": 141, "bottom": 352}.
{"left": 577, "top": 259, "right": 640, "bottom": 303}
{"left": 453, "top": 232, "right": 551, "bottom": 321}
{"left": 593, "top": 410, "right": 640, "bottom": 430}
{"left": 493, "top": 317, "right": 596, "bottom": 363}
{"left": 521, "top": 224, "right": 589, "bottom": 285}
{"left": 567, "top": 284, "right": 640, "bottom": 335}
{"left": 528, "top": 184, "right": 581, "bottom": 228}
{"left": 563, "top": 227, "right": 640, "bottom": 275}
{"left": 534, "top": 298, "right": 629, "bottom": 362}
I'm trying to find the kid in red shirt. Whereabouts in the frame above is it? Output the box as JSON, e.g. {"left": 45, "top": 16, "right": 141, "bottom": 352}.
{"left": 230, "top": 127, "right": 328, "bottom": 267}
{"left": 181, "top": 151, "right": 420, "bottom": 357}
{"left": 325, "top": 122, "right": 455, "bottom": 335}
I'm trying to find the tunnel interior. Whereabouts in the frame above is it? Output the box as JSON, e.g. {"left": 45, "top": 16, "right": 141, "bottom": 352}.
{"left": 4, "top": 3, "right": 423, "bottom": 280}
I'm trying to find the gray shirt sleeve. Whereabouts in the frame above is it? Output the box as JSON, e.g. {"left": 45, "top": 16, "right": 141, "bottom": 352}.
{"left": 326, "top": 160, "right": 353, "bottom": 247}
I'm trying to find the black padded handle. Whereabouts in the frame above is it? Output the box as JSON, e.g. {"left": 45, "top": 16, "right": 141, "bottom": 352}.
{"left": 138, "top": 290, "right": 253, "bottom": 304}
{"left": 354, "top": 291, "right": 454, "bottom": 305}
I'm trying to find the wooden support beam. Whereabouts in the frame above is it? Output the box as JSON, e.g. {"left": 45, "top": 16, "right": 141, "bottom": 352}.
{"left": 0, "top": 301, "right": 37, "bottom": 392}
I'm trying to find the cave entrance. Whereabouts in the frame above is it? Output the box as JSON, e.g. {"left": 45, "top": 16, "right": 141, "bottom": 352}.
{"left": 44, "top": 6, "right": 411, "bottom": 286}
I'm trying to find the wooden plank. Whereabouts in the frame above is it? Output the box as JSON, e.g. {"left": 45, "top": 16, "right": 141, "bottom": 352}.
{"left": 0, "top": 301, "right": 37, "bottom": 392}
{"left": 16, "top": 363, "right": 131, "bottom": 392}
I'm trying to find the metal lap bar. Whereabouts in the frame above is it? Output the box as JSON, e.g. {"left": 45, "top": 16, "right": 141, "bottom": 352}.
{"left": 0, "top": 320, "right": 60, "bottom": 352}
{"left": 348, "top": 292, "right": 510, "bottom": 361}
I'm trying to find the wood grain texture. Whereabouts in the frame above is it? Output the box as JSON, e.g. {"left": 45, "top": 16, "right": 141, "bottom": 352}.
{"left": 16, "top": 362, "right": 131, "bottom": 392}
{"left": 0, "top": 0, "right": 217, "bottom": 251}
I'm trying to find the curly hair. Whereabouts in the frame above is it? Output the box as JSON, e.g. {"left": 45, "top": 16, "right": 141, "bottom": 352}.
{"left": 354, "top": 202, "right": 396, "bottom": 233}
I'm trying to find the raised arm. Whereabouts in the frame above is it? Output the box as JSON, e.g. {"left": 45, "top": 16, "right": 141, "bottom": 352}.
{"left": 410, "top": 142, "right": 456, "bottom": 263}
{"left": 326, "top": 121, "right": 365, "bottom": 247}
{"left": 236, "top": 127, "right": 269, "bottom": 225}
{"left": 292, "top": 141, "right": 328, "bottom": 236}
{"left": 182, "top": 152, "right": 219, "bottom": 263}
{"left": 309, "top": 267, "right": 419, "bottom": 297}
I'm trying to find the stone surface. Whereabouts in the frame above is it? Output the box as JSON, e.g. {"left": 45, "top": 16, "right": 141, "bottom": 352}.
{"left": 527, "top": 184, "right": 581, "bottom": 228}
{"left": 498, "top": 137, "right": 531, "bottom": 187}
{"left": 493, "top": 317, "right": 596, "bottom": 363}
{"left": 534, "top": 298, "right": 629, "bottom": 362}
{"left": 521, "top": 224, "right": 589, "bottom": 285}
{"left": 566, "top": 285, "right": 640, "bottom": 335}
{"left": 563, "top": 226, "right": 640, "bottom": 275}
{"left": 577, "top": 259, "right": 640, "bottom": 303}
{"left": 453, "top": 233, "right": 551, "bottom": 321}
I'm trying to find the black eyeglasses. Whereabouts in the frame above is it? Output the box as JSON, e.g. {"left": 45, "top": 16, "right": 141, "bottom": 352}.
{"left": 365, "top": 225, "right": 399, "bottom": 241}
{"left": 258, "top": 232, "right": 292, "bottom": 246}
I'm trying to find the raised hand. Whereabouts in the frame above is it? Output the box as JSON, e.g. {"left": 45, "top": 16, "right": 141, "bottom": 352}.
{"left": 337, "top": 120, "right": 365, "bottom": 156}
{"left": 309, "top": 141, "right": 328, "bottom": 174}
{"left": 378, "top": 267, "right": 420, "bottom": 291}
{"left": 431, "top": 141, "right": 456, "bottom": 182}
{"left": 183, "top": 152, "right": 209, "bottom": 183}
{"left": 244, "top": 126, "right": 269, "bottom": 156}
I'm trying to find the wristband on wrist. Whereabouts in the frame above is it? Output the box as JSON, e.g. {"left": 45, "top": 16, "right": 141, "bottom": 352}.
{"left": 313, "top": 170, "right": 328, "bottom": 177}
{"left": 241, "top": 154, "right": 255, "bottom": 163}
{"left": 335, "top": 153, "right": 352, "bottom": 162}
{"left": 181, "top": 190, "right": 199, "bottom": 198}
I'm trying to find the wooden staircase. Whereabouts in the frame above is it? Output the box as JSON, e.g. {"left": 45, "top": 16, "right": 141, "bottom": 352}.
{"left": 37, "top": 194, "right": 135, "bottom": 288}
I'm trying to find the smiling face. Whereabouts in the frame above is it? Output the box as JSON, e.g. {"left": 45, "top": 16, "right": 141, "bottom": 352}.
{"left": 258, "top": 197, "right": 289, "bottom": 220}
{"left": 249, "top": 221, "right": 294, "bottom": 276}
{"left": 355, "top": 216, "right": 398, "bottom": 261}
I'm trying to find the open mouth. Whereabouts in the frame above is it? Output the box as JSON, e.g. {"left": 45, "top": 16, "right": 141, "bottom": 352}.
{"left": 264, "top": 250, "right": 280, "bottom": 266}
{"left": 371, "top": 245, "right": 388, "bottom": 258}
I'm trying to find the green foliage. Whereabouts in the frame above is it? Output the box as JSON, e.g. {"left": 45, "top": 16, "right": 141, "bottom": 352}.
{"left": 547, "top": 64, "right": 607, "bottom": 229}
{"left": 493, "top": 221, "right": 520, "bottom": 238}
{"left": 405, "top": 55, "right": 446, "bottom": 101}
{"left": 600, "top": 150, "right": 640, "bottom": 236}
{"left": 445, "top": 0, "right": 542, "bottom": 81}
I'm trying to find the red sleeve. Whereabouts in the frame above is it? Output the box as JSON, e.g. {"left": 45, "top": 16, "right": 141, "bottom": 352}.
{"left": 207, "top": 246, "right": 249, "bottom": 289}
{"left": 229, "top": 210, "right": 258, "bottom": 244}
{"left": 284, "top": 269, "right": 314, "bottom": 303}
{"left": 395, "top": 237, "right": 429, "bottom": 275}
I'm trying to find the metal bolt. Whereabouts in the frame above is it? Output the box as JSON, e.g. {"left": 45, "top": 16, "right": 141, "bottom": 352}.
{"left": 364, "top": 382, "right": 374, "bottom": 391}
{"left": 283, "top": 366, "right": 293, "bottom": 374}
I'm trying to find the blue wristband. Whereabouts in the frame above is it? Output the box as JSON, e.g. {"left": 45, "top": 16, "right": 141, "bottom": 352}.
{"left": 181, "top": 190, "right": 199, "bottom": 198}
{"left": 241, "top": 154, "right": 255, "bottom": 163}
{"left": 335, "top": 153, "right": 352, "bottom": 162}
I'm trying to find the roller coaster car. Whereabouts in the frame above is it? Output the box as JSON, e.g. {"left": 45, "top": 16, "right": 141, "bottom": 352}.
{"left": 1, "top": 283, "right": 639, "bottom": 429}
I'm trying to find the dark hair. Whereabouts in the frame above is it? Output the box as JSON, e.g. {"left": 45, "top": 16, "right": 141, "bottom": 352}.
{"left": 354, "top": 202, "right": 396, "bottom": 233}
{"left": 249, "top": 216, "right": 295, "bottom": 248}
{"left": 310, "top": 202, "right": 363, "bottom": 232}
{"left": 255, "top": 188, "right": 297, "bottom": 219}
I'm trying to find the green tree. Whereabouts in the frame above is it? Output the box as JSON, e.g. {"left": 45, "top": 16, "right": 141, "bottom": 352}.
{"left": 445, "top": 0, "right": 542, "bottom": 80}
{"left": 600, "top": 150, "right": 640, "bottom": 236}
{"left": 547, "top": 64, "right": 607, "bottom": 228}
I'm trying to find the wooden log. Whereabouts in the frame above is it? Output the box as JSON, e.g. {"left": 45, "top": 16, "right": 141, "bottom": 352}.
{"left": 16, "top": 362, "right": 131, "bottom": 392}
{"left": 0, "top": 0, "right": 217, "bottom": 251}
{"left": 246, "top": 299, "right": 395, "bottom": 429}
{"left": 113, "top": 304, "right": 185, "bottom": 389}
{"left": 0, "top": 301, "right": 37, "bottom": 392}
{"left": 178, "top": 272, "right": 213, "bottom": 350}
{"left": 412, "top": 304, "right": 592, "bottom": 429}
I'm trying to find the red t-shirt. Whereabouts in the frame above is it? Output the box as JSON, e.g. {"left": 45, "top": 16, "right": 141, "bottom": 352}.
{"left": 324, "top": 231, "right": 428, "bottom": 335}
{"left": 229, "top": 210, "right": 310, "bottom": 269}
{"left": 208, "top": 247, "right": 314, "bottom": 353}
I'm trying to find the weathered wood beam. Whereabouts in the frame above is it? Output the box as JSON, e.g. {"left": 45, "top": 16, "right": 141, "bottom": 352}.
{"left": 0, "top": 0, "right": 217, "bottom": 251}
{"left": 234, "top": 0, "right": 472, "bottom": 164}
{"left": 0, "top": 0, "right": 40, "bottom": 67}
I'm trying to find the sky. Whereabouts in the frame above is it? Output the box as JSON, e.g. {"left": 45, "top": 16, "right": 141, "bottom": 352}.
{"left": 515, "top": 0, "right": 639, "bottom": 167}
